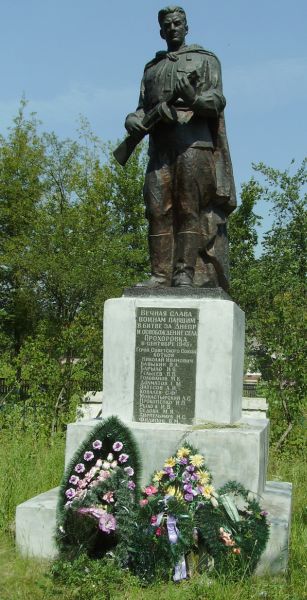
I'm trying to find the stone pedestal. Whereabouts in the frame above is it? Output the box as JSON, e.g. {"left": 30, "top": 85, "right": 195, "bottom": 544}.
{"left": 15, "top": 289, "right": 292, "bottom": 575}
{"left": 103, "top": 291, "right": 244, "bottom": 425}
{"left": 65, "top": 416, "right": 269, "bottom": 494}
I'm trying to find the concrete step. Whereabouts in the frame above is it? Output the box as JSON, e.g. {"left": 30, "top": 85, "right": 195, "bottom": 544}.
{"left": 16, "top": 487, "right": 59, "bottom": 559}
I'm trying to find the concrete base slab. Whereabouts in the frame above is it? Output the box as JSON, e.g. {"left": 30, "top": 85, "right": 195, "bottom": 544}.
{"left": 256, "top": 481, "right": 293, "bottom": 575}
{"left": 15, "top": 487, "right": 59, "bottom": 559}
{"left": 65, "top": 417, "right": 269, "bottom": 495}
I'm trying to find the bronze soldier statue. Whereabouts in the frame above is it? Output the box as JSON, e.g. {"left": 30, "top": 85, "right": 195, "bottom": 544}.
{"left": 116, "top": 6, "right": 236, "bottom": 290}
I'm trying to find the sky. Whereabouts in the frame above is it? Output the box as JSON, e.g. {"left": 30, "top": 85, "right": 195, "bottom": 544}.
{"left": 1, "top": 0, "right": 306, "bottom": 245}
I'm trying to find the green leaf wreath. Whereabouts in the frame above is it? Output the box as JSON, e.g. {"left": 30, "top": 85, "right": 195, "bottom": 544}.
{"left": 129, "top": 444, "right": 270, "bottom": 582}
{"left": 56, "top": 416, "right": 141, "bottom": 564}
{"left": 56, "top": 427, "right": 269, "bottom": 583}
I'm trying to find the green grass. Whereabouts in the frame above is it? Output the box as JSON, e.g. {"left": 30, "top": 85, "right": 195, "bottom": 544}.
{"left": 0, "top": 429, "right": 65, "bottom": 533}
{"left": 0, "top": 431, "right": 306, "bottom": 599}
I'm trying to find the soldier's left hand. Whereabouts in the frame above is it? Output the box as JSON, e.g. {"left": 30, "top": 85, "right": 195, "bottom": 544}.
{"left": 175, "top": 74, "right": 196, "bottom": 105}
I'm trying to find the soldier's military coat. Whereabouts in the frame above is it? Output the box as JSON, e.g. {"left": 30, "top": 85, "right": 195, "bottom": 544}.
{"left": 130, "top": 44, "right": 236, "bottom": 216}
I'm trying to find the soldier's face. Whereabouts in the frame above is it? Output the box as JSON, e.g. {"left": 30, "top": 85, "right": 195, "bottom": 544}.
{"left": 160, "top": 12, "right": 188, "bottom": 51}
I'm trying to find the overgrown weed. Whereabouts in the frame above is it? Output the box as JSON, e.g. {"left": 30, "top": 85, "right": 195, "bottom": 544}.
{"left": 0, "top": 429, "right": 65, "bottom": 533}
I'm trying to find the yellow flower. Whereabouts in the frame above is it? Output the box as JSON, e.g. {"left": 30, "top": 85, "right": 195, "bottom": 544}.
{"left": 198, "top": 471, "right": 210, "bottom": 485}
{"left": 190, "top": 454, "right": 205, "bottom": 468}
{"left": 166, "top": 486, "right": 183, "bottom": 501}
{"left": 202, "top": 484, "right": 215, "bottom": 499}
{"left": 153, "top": 470, "right": 164, "bottom": 482}
{"left": 176, "top": 447, "right": 191, "bottom": 458}
{"left": 164, "top": 456, "right": 176, "bottom": 468}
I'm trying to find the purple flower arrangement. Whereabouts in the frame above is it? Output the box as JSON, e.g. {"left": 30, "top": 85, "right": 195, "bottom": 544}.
{"left": 139, "top": 446, "right": 217, "bottom": 513}
{"left": 63, "top": 438, "right": 136, "bottom": 537}
{"left": 135, "top": 445, "right": 270, "bottom": 582}
{"left": 135, "top": 445, "right": 217, "bottom": 581}
{"left": 59, "top": 433, "right": 270, "bottom": 581}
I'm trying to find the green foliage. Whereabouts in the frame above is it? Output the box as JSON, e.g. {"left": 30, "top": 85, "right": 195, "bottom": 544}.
{"left": 256, "top": 292, "right": 306, "bottom": 452}
{"left": 0, "top": 429, "right": 65, "bottom": 533}
{"left": 128, "top": 445, "right": 269, "bottom": 583}
{"left": 229, "top": 159, "right": 306, "bottom": 451}
{"left": 51, "top": 553, "right": 138, "bottom": 600}
{"left": 103, "top": 141, "right": 149, "bottom": 284}
{"left": 254, "top": 159, "right": 306, "bottom": 297}
{"left": 130, "top": 494, "right": 194, "bottom": 584}
{"left": 196, "top": 481, "right": 270, "bottom": 579}
{"left": 0, "top": 101, "right": 46, "bottom": 353}
{"left": 0, "top": 105, "right": 147, "bottom": 434}
{"left": 0, "top": 102, "right": 305, "bottom": 450}
{"left": 228, "top": 178, "right": 262, "bottom": 318}
{"left": 251, "top": 159, "right": 306, "bottom": 451}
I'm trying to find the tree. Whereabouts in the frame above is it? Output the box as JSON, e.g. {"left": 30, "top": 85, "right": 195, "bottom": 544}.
{"left": 252, "top": 159, "right": 306, "bottom": 451}
{"left": 228, "top": 159, "right": 306, "bottom": 451}
{"left": 0, "top": 101, "right": 46, "bottom": 353}
{"left": 103, "top": 142, "right": 149, "bottom": 285}
{"left": 1, "top": 103, "right": 304, "bottom": 449}
{"left": 228, "top": 179, "right": 262, "bottom": 319}
{"left": 0, "top": 110, "right": 148, "bottom": 434}
{"left": 254, "top": 159, "right": 306, "bottom": 298}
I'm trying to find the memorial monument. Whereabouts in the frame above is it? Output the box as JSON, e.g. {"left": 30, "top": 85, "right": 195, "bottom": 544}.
{"left": 114, "top": 5, "right": 236, "bottom": 291}
{"left": 16, "top": 6, "right": 292, "bottom": 576}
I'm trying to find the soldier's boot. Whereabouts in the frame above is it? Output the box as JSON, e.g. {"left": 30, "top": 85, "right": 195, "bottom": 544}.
{"left": 172, "top": 232, "right": 200, "bottom": 288}
{"left": 135, "top": 233, "right": 173, "bottom": 288}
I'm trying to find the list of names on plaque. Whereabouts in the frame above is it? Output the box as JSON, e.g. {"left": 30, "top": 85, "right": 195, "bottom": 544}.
{"left": 134, "top": 307, "right": 199, "bottom": 424}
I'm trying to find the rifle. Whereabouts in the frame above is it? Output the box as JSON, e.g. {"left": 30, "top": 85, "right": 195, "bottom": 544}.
{"left": 113, "top": 69, "right": 200, "bottom": 166}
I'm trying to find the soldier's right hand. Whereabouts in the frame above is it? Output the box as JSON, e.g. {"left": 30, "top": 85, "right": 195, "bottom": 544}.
{"left": 125, "top": 114, "right": 147, "bottom": 135}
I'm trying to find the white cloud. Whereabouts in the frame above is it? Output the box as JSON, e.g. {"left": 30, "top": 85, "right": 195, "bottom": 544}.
{"left": 0, "top": 84, "right": 138, "bottom": 140}
{"left": 1, "top": 57, "right": 306, "bottom": 144}
{"left": 224, "top": 57, "right": 307, "bottom": 112}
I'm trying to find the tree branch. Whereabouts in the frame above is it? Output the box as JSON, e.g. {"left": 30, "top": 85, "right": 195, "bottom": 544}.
{"left": 275, "top": 422, "right": 293, "bottom": 451}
